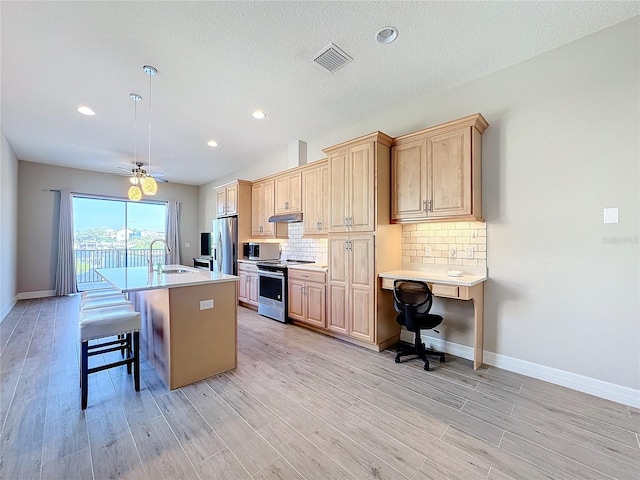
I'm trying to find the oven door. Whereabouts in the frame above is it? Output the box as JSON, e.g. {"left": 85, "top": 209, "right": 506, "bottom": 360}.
{"left": 257, "top": 269, "right": 286, "bottom": 322}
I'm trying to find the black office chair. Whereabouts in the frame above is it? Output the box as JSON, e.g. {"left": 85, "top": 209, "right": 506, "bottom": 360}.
{"left": 393, "top": 280, "right": 445, "bottom": 371}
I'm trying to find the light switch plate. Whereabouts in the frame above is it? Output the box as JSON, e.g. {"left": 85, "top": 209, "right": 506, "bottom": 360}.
{"left": 185, "top": 242, "right": 191, "bottom": 248}
{"left": 425, "top": 245, "right": 432, "bottom": 256}
{"left": 466, "top": 247, "right": 474, "bottom": 258}
{"left": 603, "top": 207, "right": 619, "bottom": 224}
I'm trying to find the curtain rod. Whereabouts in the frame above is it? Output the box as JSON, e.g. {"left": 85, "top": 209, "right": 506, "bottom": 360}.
{"left": 42, "top": 189, "right": 167, "bottom": 205}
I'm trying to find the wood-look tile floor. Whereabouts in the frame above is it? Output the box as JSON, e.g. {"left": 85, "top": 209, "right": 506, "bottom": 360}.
{"left": 1, "top": 297, "right": 638, "bottom": 479}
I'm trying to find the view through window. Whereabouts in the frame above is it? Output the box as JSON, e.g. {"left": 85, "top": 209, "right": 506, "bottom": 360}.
{"left": 73, "top": 196, "right": 166, "bottom": 290}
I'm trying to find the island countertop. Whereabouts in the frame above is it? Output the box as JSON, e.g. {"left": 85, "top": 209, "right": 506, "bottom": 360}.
{"left": 96, "top": 265, "right": 239, "bottom": 293}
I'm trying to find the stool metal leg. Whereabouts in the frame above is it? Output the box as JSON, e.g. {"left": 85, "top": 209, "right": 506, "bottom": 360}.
{"left": 133, "top": 331, "right": 140, "bottom": 391}
{"left": 81, "top": 341, "right": 89, "bottom": 410}
{"left": 126, "top": 333, "right": 132, "bottom": 375}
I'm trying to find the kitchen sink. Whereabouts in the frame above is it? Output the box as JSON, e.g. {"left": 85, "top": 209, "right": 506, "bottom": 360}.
{"left": 161, "top": 268, "right": 190, "bottom": 274}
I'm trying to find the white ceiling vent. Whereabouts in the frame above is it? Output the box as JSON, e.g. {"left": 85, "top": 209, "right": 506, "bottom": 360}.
{"left": 312, "top": 43, "right": 353, "bottom": 73}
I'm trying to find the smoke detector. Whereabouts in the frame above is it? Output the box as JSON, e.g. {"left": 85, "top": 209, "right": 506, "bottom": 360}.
{"left": 312, "top": 43, "right": 352, "bottom": 73}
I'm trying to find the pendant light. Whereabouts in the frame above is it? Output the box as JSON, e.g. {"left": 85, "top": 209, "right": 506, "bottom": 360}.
{"left": 141, "top": 65, "right": 158, "bottom": 196}
{"left": 128, "top": 92, "right": 143, "bottom": 201}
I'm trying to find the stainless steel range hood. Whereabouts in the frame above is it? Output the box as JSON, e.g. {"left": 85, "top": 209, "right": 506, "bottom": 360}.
{"left": 268, "top": 212, "right": 303, "bottom": 223}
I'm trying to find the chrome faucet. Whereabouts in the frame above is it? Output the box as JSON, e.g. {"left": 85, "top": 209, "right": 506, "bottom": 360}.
{"left": 149, "top": 239, "right": 171, "bottom": 274}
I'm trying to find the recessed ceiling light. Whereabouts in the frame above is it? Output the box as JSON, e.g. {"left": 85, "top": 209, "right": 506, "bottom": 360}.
{"left": 252, "top": 110, "right": 266, "bottom": 119}
{"left": 376, "top": 26, "right": 398, "bottom": 45}
{"left": 207, "top": 140, "right": 218, "bottom": 147}
{"left": 77, "top": 106, "right": 96, "bottom": 116}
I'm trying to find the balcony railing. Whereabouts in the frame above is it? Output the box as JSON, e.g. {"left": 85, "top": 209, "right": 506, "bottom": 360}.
{"left": 75, "top": 248, "right": 167, "bottom": 287}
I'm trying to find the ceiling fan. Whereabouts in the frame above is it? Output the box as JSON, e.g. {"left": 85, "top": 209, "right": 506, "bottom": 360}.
{"left": 118, "top": 161, "right": 168, "bottom": 184}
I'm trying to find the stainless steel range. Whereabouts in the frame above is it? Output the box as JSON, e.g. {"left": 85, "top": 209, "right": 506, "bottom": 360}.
{"left": 256, "top": 259, "right": 314, "bottom": 322}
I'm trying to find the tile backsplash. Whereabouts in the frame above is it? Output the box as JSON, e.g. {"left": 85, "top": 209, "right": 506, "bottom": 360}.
{"left": 279, "top": 223, "right": 328, "bottom": 264}
{"left": 265, "top": 221, "right": 485, "bottom": 271}
{"left": 402, "top": 221, "right": 487, "bottom": 271}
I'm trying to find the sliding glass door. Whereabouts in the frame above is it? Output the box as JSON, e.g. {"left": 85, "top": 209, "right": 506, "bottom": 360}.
{"left": 72, "top": 196, "right": 166, "bottom": 290}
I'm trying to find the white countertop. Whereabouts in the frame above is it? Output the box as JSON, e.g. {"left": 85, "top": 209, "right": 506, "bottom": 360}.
{"left": 287, "top": 263, "right": 328, "bottom": 272}
{"left": 96, "top": 265, "right": 239, "bottom": 293}
{"left": 237, "top": 258, "right": 259, "bottom": 264}
{"left": 379, "top": 269, "right": 487, "bottom": 287}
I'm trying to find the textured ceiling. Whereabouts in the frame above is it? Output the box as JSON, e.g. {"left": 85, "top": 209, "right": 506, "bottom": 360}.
{"left": 2, "top": 1, "right": 638, "bottom": 186}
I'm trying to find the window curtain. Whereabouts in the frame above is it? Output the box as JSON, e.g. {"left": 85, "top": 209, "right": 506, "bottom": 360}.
{"left": 55, "top": 189, "right": 78, "bottom": 296}
{"left": 165, "top": 200, "right": 180, "bottom": 265}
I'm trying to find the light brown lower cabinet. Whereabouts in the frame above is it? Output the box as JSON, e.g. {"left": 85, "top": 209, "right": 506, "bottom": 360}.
{"left": 328, "top": 234, "right": 376, "bottom": 343}
{"left": 288, "top": 269, "right": 326, "bottom": 328}
{"left": 238, "top": 262, "right": 258, "bottom": 307}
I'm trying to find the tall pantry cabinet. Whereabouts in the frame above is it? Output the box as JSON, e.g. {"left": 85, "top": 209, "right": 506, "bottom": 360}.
{"left": 323, "top": 132, "right": 402, "bottom": 351}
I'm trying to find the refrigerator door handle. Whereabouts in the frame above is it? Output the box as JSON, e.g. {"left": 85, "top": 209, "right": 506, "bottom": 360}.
{"left": 217, "top": 232, "right": 223, "bottom": 272}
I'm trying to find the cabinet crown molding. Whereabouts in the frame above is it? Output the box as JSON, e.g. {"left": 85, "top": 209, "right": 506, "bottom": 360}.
{"left": 322, "top": 131, "right": 393, "bottom": 154}
{"left": 392, "top": 113, "right": 488, "bottom": 145}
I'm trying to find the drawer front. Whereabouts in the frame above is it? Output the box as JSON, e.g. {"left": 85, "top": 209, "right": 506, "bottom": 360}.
{"left": 431, "top": 284, "right": 459, "bottom": 298}
{"left": 289, "top": 269, "right": 326, "bottom": 284}
{"left": 238, "top": 263, "right": 258, "bottom": 273}
{"left": 381, "top": 278, "right": 394, "bottom": 290}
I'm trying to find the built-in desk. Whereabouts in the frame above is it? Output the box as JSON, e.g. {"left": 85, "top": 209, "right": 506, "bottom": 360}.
{"left": 379, "top": 270, "right": 486, "bottom": 370}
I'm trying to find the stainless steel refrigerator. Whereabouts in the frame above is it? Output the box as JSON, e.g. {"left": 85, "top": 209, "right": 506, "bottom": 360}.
{"left": 212, "top": 216, "right": 238, "bottom": 275}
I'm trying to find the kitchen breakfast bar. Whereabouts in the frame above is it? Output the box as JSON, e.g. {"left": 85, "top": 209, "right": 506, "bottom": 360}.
{"left": 96, "top": 265, "right": 239, "bottom": 390}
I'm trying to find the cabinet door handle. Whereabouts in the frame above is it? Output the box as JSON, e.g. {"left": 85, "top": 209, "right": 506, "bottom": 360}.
{"left": 285, "top": 201, "right": 289, "bottom": 210}
{"left": 423, "top": 200, "right": 428, "bottom": 213}
{"left": 428, "top": 200, "right": 432, "bottom": 212}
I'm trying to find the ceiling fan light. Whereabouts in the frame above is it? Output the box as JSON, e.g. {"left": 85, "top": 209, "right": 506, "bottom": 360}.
{"left": 141, "top": 176, "right": 157, "bottom": 195}
{"left": 128, "top": 185, "right": 142, "bottom": 201}
{"left": 129, "top": 176, "right": 139, "bottom": 185}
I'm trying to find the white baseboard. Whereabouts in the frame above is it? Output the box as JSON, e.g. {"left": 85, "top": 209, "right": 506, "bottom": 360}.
{"left": 403, "top": 332, "right": 640, "bottom": 408}
{"left": 1, "top": 297, "right": 18, "bottom": 323}
{"left": 16, "top": 290, "right": 55, "bottom": 300}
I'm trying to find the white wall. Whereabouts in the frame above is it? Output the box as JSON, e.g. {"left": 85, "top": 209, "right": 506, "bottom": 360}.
{"left": 17, "top": 161, "right": 200, "bottom": 294}
{"left": 0, "top": 131, "right": 19, "bottom": 319}
{"left": 200, "top": 19, "right": 640, "bottom": 395}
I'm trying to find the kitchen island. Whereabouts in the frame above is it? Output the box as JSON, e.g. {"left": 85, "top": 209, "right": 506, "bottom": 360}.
{"left": 96, "top": 265, "right": 239, "bottom": 389}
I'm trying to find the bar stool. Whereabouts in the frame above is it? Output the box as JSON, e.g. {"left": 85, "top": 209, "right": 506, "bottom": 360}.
{"left": 80, "top": 294, "right": 131, "bottom": 311}
{"left": 81, "top": 288, "right": 122, "bottom": 300}
{"left": 79, "top": 304, "right": 141, "bottom": 409}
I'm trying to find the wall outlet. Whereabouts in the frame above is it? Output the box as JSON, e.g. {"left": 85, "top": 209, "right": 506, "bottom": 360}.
{"left": 425, "top": 245, "right": 432, "bottom": 256}
{"left": 466, "top": 247, "right": 474, "bottom": 258}
{"left": 449, "top": 247, "right": 457, "bottom": 258}
{"left": 200, "top": 299, "right": 214, "bottom": 310}
{"left": 185, "top": 242, "right": 191, "bottom": 248}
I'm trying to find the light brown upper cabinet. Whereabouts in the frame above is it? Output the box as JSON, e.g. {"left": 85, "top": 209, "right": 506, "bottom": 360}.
{"left": 274, "top": 171, "right": 302, "bottom": 214}
{"left": 216, "top": 180, "right": 251, "bottom": 217}
{"left": 251, "top": 180, "right": 275, "bottom": 237}
{"left": 391, "top": 113, "right": 488, "bottom": 223}
{"left": 324, "top": 132, "right": 393, "bottom": 233}
{"left": 301, "top": 160, "right": 329, "bottom": 235}
{"left": 251, "top": 179, "right": 288, "bottom": 238}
